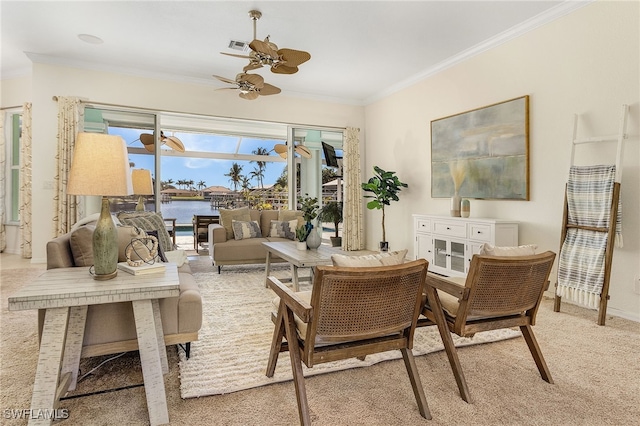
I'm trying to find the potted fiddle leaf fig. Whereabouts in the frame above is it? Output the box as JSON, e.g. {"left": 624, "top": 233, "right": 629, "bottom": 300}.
{"left": 317, "top": 201, "right": 343, "bottom": 247}
{"left": 361, "top": 166, "right": 408, "bottom": 251}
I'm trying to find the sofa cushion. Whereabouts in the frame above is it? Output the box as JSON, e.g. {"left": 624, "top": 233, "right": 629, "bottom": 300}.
{"left": 211, "top": 237, "right": 271, "bottom": 262}
{"left": 70, "top": 224, "right": 95, "bottom": 267}
{"left": 219, "top": 207, "right": 251, "bottom": 240}
{"left": 117, "top": 211, "right": 173, "bottom": 254}
{"left": 232, "top": 220, "right": 262, "bottom": 240}
{"left": 331, "top": 249, "right": 408, "bottom": 267}
{"left": 269, "top": 219, "right": 297, "bottom": 240}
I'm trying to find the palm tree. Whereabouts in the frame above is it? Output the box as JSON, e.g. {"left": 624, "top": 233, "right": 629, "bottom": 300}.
{"left": 187, "top": 179, "right": 194, "bottom": 191}
{"left": 249, "top": 168, "right": 264, "bottom": 188}
{"left": 251, "top": 147, "right": 269, "bottom": 188}
{"left": 225, "top": 162, "right": 244, "bottom": 191}
{"left": 197, "top": 180, "right": 206, "bottom": 195}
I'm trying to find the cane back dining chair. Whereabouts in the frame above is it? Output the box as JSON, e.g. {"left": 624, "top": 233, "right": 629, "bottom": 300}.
{"left": 420, "top": 251, "right": 556, "bottom": 403}
{"left": 266, "top": 259, "right": 431, "bottom": 425}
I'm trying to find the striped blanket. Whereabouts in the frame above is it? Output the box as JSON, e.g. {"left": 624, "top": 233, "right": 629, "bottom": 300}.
{"left": 557, "top": 165, "right": 622, "bottom": 309}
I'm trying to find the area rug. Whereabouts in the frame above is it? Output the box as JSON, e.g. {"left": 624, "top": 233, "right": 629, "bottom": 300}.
{"left": 178, "top": 263, "right": 521, "bottom": 399}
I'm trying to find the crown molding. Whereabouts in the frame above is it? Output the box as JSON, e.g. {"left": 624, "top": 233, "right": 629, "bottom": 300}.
{"left": 364, "top": 0, "right": 594, "bottom": 105}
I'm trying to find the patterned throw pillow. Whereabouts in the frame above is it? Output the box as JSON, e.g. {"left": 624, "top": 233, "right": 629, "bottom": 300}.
{"left": 269, "top": 219, "right": 297, "bottom": 240}
{"left": 116, "top": 211, "right": 173, "bottom": 254}
{"left": 232, "top": 220, "right": 262, "bottom": 240}
{"left": 219, "top": 207, "right": 251, "bottom": 240}
{"left": 278, "top": 210, "right": 305, "bottom": 230}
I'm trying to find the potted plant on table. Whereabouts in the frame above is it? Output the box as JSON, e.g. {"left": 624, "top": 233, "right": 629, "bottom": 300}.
{"left": 298, "top": 194, "right": 320, "bottom": 249}
{"left": 295, "top": 226, "right": 308, "bottom": 250}
{"left": 317, "top": 201, "right": 343, "bottom": 247}
{"left": 361, "top": 166, "right": 408, "bottom": 252}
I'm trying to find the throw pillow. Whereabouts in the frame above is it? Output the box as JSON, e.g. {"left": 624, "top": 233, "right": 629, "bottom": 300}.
{"left": 69, "top": 224, "right": 95, "bottom": 267}
{"left": 116, "top": 225, "right": 148, "bottom": 262}
{"left": 479, "top": 243, "right": 537, "bottom": 256}
{"left": 278, "top": 210, "right": 305, "bottom": 230}
{"left": 117, "top": 211, "right": 173, "bottom": 254}
{"left": 331, "top": 249, "right": 408, "bottom": 267}
{"left": 144, "top": 229, "right": 168, "bottom": 262}
{"left": 219, "top": 207, "right": 251, "bottom": 240}
{"left": 232, "top": 220, "right": 262, "bottom": 240}
{"left": 269, "top": 219, "right": 298, "bottom": 240}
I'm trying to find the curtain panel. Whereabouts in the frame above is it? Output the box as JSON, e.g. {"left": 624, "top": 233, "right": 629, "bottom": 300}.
{"left": 342, "top": 127, "right": 364, "bottom": 251}
{"left": 53, "top": 97, "right": 84, "bottom": 237}
{"left": 19, "top": 103, "right": 33, "bottom": 258}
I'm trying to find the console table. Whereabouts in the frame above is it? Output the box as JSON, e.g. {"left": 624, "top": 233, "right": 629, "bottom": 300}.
{"left": 413, "top": 214, "right": 519, "bottom": 277}
{"left": 8, "top": 265, "right": 180, "bottom": 426}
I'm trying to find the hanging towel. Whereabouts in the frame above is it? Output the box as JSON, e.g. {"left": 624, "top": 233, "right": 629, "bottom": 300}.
{"left": 557, "top": 165, "right": 622, "bottom": 309}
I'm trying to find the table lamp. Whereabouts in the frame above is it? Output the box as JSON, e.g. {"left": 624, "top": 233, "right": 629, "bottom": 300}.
{"left": 67, "top": 133, "right": 133, "bottom": 280}
{"left": 132, "top": 169, "right": 153, "bottom": 211}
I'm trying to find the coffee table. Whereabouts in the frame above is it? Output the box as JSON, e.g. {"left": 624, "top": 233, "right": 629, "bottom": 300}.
{"left": 8, "top": 264, "right": 180, "bottom": 426}
{"left": 263, "top": 241, "right": 372, "bottom": 291}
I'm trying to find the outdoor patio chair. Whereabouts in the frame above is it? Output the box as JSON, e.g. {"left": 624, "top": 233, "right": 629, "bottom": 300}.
{"left": 266, "top": 259, "right": 431, "bottom": 425}
{"left": 193, "top": 215, "right": 219, "bottom": 253}
{"left": 420, "top": 251, "right": 556, "bottom": 403}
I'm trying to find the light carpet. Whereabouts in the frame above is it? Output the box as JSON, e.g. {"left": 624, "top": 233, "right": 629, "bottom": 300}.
{"left": 178, "top": 264, "right": 520, "bottom": 398}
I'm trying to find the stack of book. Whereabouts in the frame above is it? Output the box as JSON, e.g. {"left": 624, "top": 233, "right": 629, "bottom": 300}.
{"left": 117, "top": 262, "right": 166, "bottom": 276}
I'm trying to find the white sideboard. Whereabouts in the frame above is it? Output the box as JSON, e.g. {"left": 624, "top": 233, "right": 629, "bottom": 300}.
{"left": 413, "top": 214, "right": 519, "bottom": 277}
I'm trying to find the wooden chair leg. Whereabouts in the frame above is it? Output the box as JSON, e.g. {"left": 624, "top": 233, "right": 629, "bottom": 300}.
{"left": 520, "top": 325, "right": 554, "bottom": 384}
{"left": 400, "top": 348, "right": 431, "bottom": 420}
{"left": 266, "top": 303, "right": 286, "bottom": 377}
{"left": 283, "top": 307, "right": 311, "bottom": 426}
{"left": 425, "top": 286, "right": 472, "bottom": 403}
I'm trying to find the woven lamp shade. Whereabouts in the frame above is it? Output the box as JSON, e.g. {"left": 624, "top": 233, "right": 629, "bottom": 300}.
{"left": 68, "top": 133, "right": 133, "bottom": 196}
{"left": 132, "top": 169, "right": 154, "bottom": 195}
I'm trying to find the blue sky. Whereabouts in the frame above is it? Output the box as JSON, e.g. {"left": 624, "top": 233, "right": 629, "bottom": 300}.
{"left": 110, "top": 127, "right": 287, "bottom": 190}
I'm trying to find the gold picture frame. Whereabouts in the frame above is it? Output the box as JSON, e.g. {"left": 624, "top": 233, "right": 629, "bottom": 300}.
{"left": 431, "top": 95, "right": 530, "bottom": 200}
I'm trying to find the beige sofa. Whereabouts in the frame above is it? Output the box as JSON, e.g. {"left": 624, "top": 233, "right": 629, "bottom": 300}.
{"left": 43, "top": 216, "right": 202, "bottom": 359}
{"left": 208, "top": 208, "right": 304, "bottom": 273}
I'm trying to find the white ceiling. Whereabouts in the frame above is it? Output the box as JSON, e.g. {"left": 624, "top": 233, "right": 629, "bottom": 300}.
{"left": 1, "top": 1, "right": 588, "bottom": 105}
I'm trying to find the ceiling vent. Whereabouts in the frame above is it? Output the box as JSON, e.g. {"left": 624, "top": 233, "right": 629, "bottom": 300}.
{"left": 228, "top": 40, "right": 249, "bottom": 52}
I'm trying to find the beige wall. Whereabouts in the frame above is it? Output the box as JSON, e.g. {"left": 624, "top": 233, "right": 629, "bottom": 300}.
{"left": 364, "top": 0, "right": 639, "bottom": 320}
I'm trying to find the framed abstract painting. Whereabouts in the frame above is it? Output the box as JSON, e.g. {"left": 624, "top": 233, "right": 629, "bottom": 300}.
{"left": 431, "top": 95, "right": 530, "bottom": 200}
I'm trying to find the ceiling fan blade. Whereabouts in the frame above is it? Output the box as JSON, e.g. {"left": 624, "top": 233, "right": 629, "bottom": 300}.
{"left": 259, "top": 83, "right": 281, "bottom": 96}
{"left": 240, "top": 92, "right": 260, "bottom": 101}
{"left": 238, "top": 73, "right": 265, "bottom": 88}
{"left": 271, "top": 64, "right": 298, "bottom": 75}
{"left": 295, "top": 145, "right": 312, "bottom": 159}
{"left": 278, "top": 49, "right": 311, "bottom": 67}
{"left": 274, "top": 144, "right": 288, "bottom": 158}
{"left": 220, "top": 52, "right": 252, "bottom": 60}
{"left": 140, "top": 133, "right": 155, "bottom": 145}
{"left": 249, "top": 39, "right": 279, "bottom": 58}
{"left": 164, "top": 136, "right": 185, "bottom": 153}
{"left": 212, "top": 75, "right": 237, "bottom": 85}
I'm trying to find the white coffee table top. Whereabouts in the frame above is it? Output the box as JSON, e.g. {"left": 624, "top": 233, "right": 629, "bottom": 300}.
{"left": 8, "top": 263, "right": 180, "bottom": 311}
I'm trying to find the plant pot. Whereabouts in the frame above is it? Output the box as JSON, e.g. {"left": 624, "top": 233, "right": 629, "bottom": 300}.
{"left": 330, "top": 236, "right": 342, "bottom": 247}
{"left": 380, "top": 241, "right": 389, "bottom": 252}
{"left": 296, "top": 241, "right": 307, "bottom": 250}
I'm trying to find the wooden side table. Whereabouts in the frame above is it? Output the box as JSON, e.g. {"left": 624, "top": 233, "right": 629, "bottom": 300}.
{"left": 8, "top": 264, "right": 180, "bottom": 426}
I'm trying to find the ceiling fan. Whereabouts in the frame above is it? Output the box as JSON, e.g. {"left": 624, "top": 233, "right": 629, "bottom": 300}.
{"left": 139, "top": 131, "right": 185, "bottom": 152}
{"left": 273, "top": 143, "right": 312, "bottom": 159}
{"left": 213, "top": 73, "right": 281, "bottom": 100}
{"left": 221, "top": 10, "right": 311, "bottom": 75}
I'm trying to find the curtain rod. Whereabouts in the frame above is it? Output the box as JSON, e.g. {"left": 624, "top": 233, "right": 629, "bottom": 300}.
{"left": 0, "top": 105, "right": 23, "bottom": 111}
{"left": 52, "top": 96, "right": 349, "bottom": 132}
